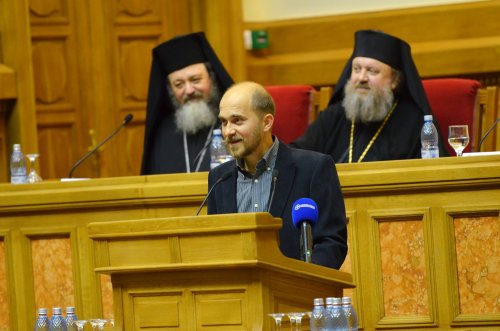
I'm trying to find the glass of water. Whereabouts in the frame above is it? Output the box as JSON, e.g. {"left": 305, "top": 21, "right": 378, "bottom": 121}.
{"left": 448, "top": 125, "right": 470, "bottom": 156}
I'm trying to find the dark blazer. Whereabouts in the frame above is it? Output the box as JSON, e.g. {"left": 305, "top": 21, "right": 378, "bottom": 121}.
{"left": 207, "top": 141, "right": 347, "bottom": 269}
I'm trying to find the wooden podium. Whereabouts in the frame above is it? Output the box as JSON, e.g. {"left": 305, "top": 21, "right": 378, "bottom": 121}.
{"left": 88, "top": 212, "right": 354, "bottom": 330}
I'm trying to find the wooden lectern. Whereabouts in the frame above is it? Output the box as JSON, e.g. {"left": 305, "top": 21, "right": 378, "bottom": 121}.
{"left": 88, "top": 212, "right": 354, "bottom": 330}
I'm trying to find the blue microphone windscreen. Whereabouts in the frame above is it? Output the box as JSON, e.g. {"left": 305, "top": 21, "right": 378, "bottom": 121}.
{"left": 292, "top": 198, "right": 318, "bottom": 228}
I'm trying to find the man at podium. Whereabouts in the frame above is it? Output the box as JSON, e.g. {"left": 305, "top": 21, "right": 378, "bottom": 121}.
{"left": 207, "top": 82, "right": 347, "bottom": 269}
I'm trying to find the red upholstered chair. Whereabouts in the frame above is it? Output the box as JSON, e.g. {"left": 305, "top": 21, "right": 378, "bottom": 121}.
{"left": 422, "top": 78, "right": 481, "bottom": 154}
{"left": 265, "top": 85, "right": 316, "bottom": 144}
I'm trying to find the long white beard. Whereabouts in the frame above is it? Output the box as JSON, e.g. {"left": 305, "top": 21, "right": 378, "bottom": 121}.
{"left": 342, "top": 80, "right": 394, "bottom": 124}
{"left": 174, "top": 101, "right": 217, "bottom": 135}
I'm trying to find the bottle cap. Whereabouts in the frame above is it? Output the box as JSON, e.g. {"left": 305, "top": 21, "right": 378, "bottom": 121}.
{"left": 38, "top": 308, "right": 48, "bottom": 315}
{"left": 342, "top": 296, "right": 352, "bottom": 304}
{"left": 13, "top": 144, "right": 21, "bottom": 150}
{"left": 325, "top": 297, "right": 335, "bottom": 305}
{"left": 424, "top": 115, "right": 433, "bottom": 121}
{"left": 52, "top": 307, "right": 62, "bottom": 315}
{"left": 313, "top": 297, "right": 324, "bottom": 305}
{"left": 66, "top": 306, "right": 75, "bottom": 313}
{"left": 213, "top": 129, "right": 222, "bottom": 135}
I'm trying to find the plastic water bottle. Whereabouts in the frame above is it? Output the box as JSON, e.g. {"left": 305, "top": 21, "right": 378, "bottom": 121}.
{"left": 210, "top": 129, "right": 232, "bottom": 169}
{"left": 10, "top": 143, "right": 27, "bottom": 184}
{"left": 49, "top": 307, "right": 67, "bottom": 331}
{"left": 421, "top": 115, "right": 439, "bottom": 158}
{"left": 342, "top": 297, "right": 358, "bottom": 331}
{"left": 34, "top": 307, "right": 50, "bottom": 331}
{"left": 65, "top": 307, "right": 77, "bottom": 331}
{"left": 310, "top": 297, "right": 326, "bottom": 331}
{"left": 325, "top": 297, "right": 348, "bottom": 331}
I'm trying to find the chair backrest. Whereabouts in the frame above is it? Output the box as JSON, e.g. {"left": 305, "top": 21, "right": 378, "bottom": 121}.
{"left": 265, "top": 85, "right": 333, "bottom": 144}
{"left": 265, "top": 85, "right": 315, "bottom": 144}
{"left": 477, "top": 86, "right": 499, "bottom": 151}
{"left": 310, "top": 86, "right": 333, "bottom": 123}
{"left": 422, "top": 78, "right": 481, "bottom": 154}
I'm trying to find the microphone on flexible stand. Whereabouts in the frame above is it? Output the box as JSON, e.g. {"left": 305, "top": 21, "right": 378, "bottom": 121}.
{"left": 67, "top": 114, "right": 133, "bottom": 178}
{"left": 291, "top": 198, "right": 319, "bottom": 263}
{"left": 477, "top": 117, "right": 500, "bottom": 152}
{"left": 196, "top": 170, "right": 232, "bottom": 216}
{"left": 267, "top": 169, "right": 279, "bottom": 213}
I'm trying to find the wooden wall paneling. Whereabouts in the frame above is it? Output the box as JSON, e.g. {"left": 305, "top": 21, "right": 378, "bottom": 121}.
{"left": 340, "top": 210, "right": 362, "bottom": 328}
{"left": 0, "top": 0, "right": 38, "bottom": 179}
{"left": 0, "top": 236, "right": 10, "bottom": 330}
{"left": 0, "top": 65, "right": 17, "bottom": 181}
{"left": 189, "top": 0, "right": 246, "bottom": 82}
{"left": 0, "top": 156, "right": 499, "bottom": 329}
{"left": 243, "top": 1, "right": 500, "bottom": 86}
{"left": 5, "top": 226, "right": 37, "bottom": 330}
{"left": 339, "top": 161, "right": 500, "bottom": 331}
{"left": 0, "top": 102, "right": 9, "bottom": 182}
{"left": 2, "top": 0, "right": 244, "bottom": 181}
{"left": 96, "top": 0, "right": 198, "bottom": 178}
{"left": 477, "top": 86, "right": 499, "bottom": 152}
{"left": 29, "top": 0, "right": 89, "bottom": 180}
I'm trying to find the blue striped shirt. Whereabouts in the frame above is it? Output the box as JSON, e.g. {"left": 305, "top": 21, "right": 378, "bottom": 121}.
{"left": 236, "top": 138, "right": 279, "bottom": 213}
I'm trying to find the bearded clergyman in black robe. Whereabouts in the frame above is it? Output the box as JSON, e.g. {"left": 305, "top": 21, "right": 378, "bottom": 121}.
{"left": 291, "top": 30, "right": 448, "bottom": 163}
{"left": 141, "top": 32, "right": 233, "bottom": 174}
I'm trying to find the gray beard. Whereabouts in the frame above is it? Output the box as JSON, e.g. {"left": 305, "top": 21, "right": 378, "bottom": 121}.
{"left": 174, "top": 101, "right": 217, "bottom": 135}
{"left": 168, "top": 82, "right": 221, "bottom": 135}
{"left": 342, "top": 80, "right": 394, "bottom": 124}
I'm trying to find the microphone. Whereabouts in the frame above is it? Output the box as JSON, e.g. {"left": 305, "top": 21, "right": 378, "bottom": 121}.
{"left": 195, "top": 170, "right": 232, "bottom": 216}
{"left": 477, "top": 117, "right": 500, "bottom": 152}
{"left": 267, "top": 169, "right": 279, "bottom": 212}
{"left": 292, "top": 198, "right": 319, "bottom": 263}
{"left": 68, "top": 114, "right": 133, "bottom": 178}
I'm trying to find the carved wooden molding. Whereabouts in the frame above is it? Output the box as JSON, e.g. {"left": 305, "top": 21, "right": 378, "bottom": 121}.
{"left": 0, "top": 64, "right": 17, "bottom": 100}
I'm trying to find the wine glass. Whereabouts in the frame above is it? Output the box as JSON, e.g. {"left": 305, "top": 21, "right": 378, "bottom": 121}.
{"left": 287, "top": 312, "right": 306, "bottom": 331}
{"left": 268, "top": 313, "right": 285, "bottom": 331}
{"left": 74, "top": 320, "right": 88, "bottom": 331}
{"left": 448, "top": 125, "right": 470, "bottom": 156}
{"left": 88, "top": 319, "right": 105, "bottom": 331}
{"left": 26, "top": 153, "right": 43, "bottom": 183}
{"left": 103, "top": 319, "right": 115, "bottom": 329}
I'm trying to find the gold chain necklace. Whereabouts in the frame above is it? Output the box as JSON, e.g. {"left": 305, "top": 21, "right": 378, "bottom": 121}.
{"left": 348, "top": 100, "right": 398, "bottom": 163}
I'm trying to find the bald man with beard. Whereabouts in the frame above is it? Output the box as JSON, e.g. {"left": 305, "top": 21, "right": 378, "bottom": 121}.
{"left": 292, "top": 30, "right": 448, "bottom": 163}
{"left": 207, "top": 82, "right": 347, "bottom": 269}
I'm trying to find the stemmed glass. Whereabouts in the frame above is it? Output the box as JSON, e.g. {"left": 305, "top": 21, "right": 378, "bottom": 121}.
{"left": 104, "top": 319, "right": 115, "bottom": 329}
{"left": 88, "top": 319, "right": 105, "bottom": 330}
{"left": 88, "top": 318, "right": 114, "bottom": 330}
{"left": 448, "top": 125, "right": 470, "bottom": 156}
{"left": 268, "top": 313, "right": 285, "bottom": 331}
{"left": 74, "top": 320, "right": 88, "bottom": 331}
{"left": 26, "top": 153, "right": 43, "bottom": 183}
{"left": 287, "top": 312, "right": 307, "bottom": 331}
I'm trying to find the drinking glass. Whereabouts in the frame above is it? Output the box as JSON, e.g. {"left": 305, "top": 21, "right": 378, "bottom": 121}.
{"left": 448, "top": 125, "right": 469, "bottom": 156}
{"left": 74, "top": 320, "right": 88, "bottom": 331}
{"left": 287, "top": 312, "right": 307, "bottom": 331}
{"left": 26, "top": 153, "right": 43, "bottom": 183}
{"left": 89, "top": 319, "right": 105, "bottom": 331}
{"left": 268, "top": 313, "right": 285, "bottom": 331}
{"left": 104, "top": 319, "right": 115, "bottom": 329}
